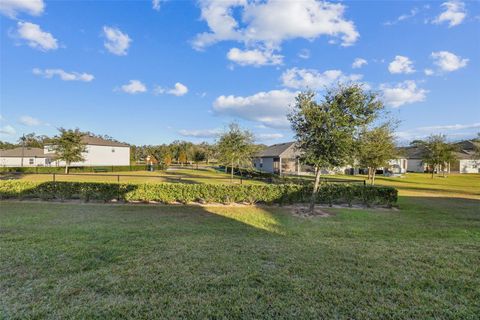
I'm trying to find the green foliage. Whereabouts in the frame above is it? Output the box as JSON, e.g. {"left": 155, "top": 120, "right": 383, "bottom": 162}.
{"left": 421, "top": 134, "right": 457, "bottom": 177}
{"left": 217, "top": 123, "right": 257, "bottom": 179}
{"left": 50, "top": 128, "right": 87, "bottom": 172}
{"left": 288, "top": 85, "right": 383, "bottom": 170}
{"left": 357, "top": 124, "right": 397, "bottom": 184}
{"left": 0, "top": 180, "right": 398, "bottom": 207}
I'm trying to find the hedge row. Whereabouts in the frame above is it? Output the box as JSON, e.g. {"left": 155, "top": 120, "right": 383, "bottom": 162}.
{"left": 0, "top": 164, "right": 165, "bottom": 173}
{"left": 0, "top": 181, "right": 397, "bottom": 207}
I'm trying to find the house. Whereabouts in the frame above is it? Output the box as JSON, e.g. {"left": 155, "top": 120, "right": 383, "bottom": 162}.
{"left": 399, "top": 140, "right": 480, "bottom": 174}
{"left": 252, "top": 142, "right": 346, "bottom": 175}
{"left": 386, "top": 158, "right": 408, "bottom": 174}
{"left": 0, "top": 135, "right": 130, "bottom": 167}
{"left": 450, "top": 140, "right": 480, "bottom": 173}
{"left": 0, "top": 147, "right": 55, "bottom": 167}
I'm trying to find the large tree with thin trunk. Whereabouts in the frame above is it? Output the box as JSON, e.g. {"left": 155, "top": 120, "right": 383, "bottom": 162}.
{"left": 357, "top": 123, "right": 397, "bottom": 185}
{"left": 51, "top": 128, "right": 86, "bottom": 174}
{"left": 421, "top": 134, "right": 456, "bottom": 178}
{"left": 288, "top": 85, "right": 383, "bottom": 212}
{"left": 217, "top": 123, "right": 256, "bottom": 182}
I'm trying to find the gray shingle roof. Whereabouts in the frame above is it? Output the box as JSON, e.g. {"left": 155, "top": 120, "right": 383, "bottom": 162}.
{"left": 0, "top": 147, "right": 54, "bottom": 158}
{"left": 255, "top": 142, "right": 295, "bottom": 157}
{"left": 44, "top": 135, "right": 130, "bottom": 147}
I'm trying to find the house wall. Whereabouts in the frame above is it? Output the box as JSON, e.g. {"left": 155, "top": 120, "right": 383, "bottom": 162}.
{"left": 46, "top": 145, "right": 130, "bottom": 167}
{"left": 407, "top": 159, "right": 425, "bottom": 173}
{"left": 459, "top": 159, "right": 479, "bottom": 173}
{"left": 388, "top": 158, "right": 408, "bottom": 174}
{"left": 0, "top": 157, "right": 49, "bottom": 167}
{"left": 253, "top": 157, "right": 275, "bottom": 173}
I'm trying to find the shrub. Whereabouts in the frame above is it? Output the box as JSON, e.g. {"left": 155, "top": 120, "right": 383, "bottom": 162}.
{"left": 0, "top": 181, "right": 397, "bottom": 207}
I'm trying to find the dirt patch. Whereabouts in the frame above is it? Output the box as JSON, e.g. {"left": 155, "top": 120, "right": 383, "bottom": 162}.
{"left": 287, "top": 205, "right": 334, "bottom": 218}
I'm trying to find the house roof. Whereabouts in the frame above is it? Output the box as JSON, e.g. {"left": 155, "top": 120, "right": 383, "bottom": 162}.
{"left": 44, "top": 135, "right": 130, "bottom": 147}
{"left": 398, "top": 140, "right": 480, "bottom": 160}
{"left": 0, "top": 147, "right": 55, "bottom": 158}
{"left": 255, "top": 142, "right": 295, "bottom": 157}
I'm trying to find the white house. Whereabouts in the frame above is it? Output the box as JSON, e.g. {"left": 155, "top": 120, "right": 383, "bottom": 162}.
{"left": 400, "top": 140, "right": 480, "bottom": 174}
{"left": 0, "top": 135, "right": 130, "bottom": 167}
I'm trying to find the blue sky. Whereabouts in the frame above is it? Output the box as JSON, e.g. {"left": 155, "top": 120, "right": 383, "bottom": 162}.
{"left": 0, "top": 0, "right": 479, "bottom": 146}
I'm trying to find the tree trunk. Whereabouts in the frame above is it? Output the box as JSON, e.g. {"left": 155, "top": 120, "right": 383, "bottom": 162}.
{"left": 309, "top": 167, "right": 322, "bottom": 213}
{"left": 431, "top": 165, "right": 434, "bottom": 179}
{"left": 371, "top": 169, "right": 376, "bottom": 185}
{"left": 65, "top": 162, "right": 69, "bottom": 174}
{"left": 231, "top": 161, "right": 234, "bottom": 183}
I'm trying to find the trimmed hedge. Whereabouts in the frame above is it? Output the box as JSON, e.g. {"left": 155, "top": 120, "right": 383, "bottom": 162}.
{"left": 0, "top": 181, "right": 397, "bottom": 207}
{"left": 0, "top": 164, "right": 165, "bottom": 173}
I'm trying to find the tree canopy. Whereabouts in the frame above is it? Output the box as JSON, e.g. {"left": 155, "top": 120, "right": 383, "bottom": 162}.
{"left": 288, "top": 84, "right": 384, "bottom": 211}
{"left": 51, "top": 128, "right": 86, "bottom": 173}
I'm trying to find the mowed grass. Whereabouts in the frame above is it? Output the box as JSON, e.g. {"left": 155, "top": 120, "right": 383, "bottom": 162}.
{"left": 5, "top": 167, "right": 265, "bottom": 185}
{"left": 1, "top": 172, "right": 479, "bottom": 318}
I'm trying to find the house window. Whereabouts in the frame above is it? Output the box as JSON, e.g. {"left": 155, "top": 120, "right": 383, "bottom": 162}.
{"left": 259, "top": 158, "right": 263, "bottom": 168}
{"left": 29, "top": 158, "right": 34, "bottom": 165}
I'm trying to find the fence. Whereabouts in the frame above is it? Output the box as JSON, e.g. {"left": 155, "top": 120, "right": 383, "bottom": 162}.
{"left": 0, "top": 171, "right": 366, "bottom": 186}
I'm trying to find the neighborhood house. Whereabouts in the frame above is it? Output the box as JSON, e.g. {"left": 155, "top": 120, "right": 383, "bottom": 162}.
{"left": 0, "top": 135, "right": 130, "bottom": 167}
{"left": 399, "top": 140, "right": 480, "bottom": 174}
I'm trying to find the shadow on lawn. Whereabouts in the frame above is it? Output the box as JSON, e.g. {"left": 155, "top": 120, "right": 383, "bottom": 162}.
{"left": 0, "top": 173, "right": 25, "bottom": 180}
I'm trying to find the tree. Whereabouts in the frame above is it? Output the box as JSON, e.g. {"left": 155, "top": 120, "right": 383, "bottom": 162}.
{"left": 217, "top": 123, "right": 256, "bottom": 182}
{"left": 421, "top": 134, "right": 456, "bottom": 178}
{"left": 357, "top": 124, "right": 397, "bottom": 185}
{"left": 288, "top": 85, "right": 383, "bottom": 212}
{"left": 51, "top": 128, "right": 86, "bottom": 174}
{"left": 193, "top": 148, "right": 206, "bottom": 169}
{"left": 0, "top": 141, "right": 16, "bottom": 150}
{"left": 178, "top": 151, "right": 187, "bottom": 165}
{"left": 17, "top": 133, "right": 50, "bottom": 148}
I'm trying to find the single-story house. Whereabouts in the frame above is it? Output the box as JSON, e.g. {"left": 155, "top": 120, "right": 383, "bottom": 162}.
{"left": 1, "top": 135, "right": 130, "bottom": 167}
{"left": 399, "top": 140, "right": 480, "bottom": 174}
{"left": 252, "top": 142, "right": 348, "bottom": 175}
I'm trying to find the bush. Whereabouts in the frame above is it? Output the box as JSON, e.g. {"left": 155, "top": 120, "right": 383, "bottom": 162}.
{"left": 0, "top": 181, "right": 397, "bottom": 207}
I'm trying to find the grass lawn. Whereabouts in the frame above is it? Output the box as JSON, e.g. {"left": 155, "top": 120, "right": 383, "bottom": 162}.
{"left": 2, "top": 167, "right": 265, "bottom": 185}
{"left": 1, "top": 173, "right": 479, "bottom": 318}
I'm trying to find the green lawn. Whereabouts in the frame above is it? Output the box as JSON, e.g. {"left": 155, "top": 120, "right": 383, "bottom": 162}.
{"left": 3, "top": 167, "right": 265, "bottom": 185}
{"left": 1, "top": 171, "right": 480, "bottom": 318}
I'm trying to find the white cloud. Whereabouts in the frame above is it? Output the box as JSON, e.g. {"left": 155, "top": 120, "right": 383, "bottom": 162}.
{"left": 102, "top": 26, "right": 131, "bottom": 56}
{"left": 193, "top": 0, "right": 359, "bottom": 53}
{"left": 431, "top": 51, "right": 468, "bottom": 72}
{"left": 19, "top": 115, "right": 41, "bottom": 126}
{"left": 178, "top": 129, "right": 220, "bottom": 138}
{"left": 298, "top": 49, "right": 310, "bottom": 59}
{"left": 424, "top": 68, "right": 434, "bottom": 76}
{"left": 352, "top": 57, "right": 367, "bottom": 69}
{"left": 281, "top": 67, "right": 362, "bottom": 90}
{"left": 155, "top": 82, "right": 189, "bottom": 96}
{"left": 256, "top": 133, "right": 284, "bottom": 141}
{"left": 380, "top": 80, "right": 427, "bottom": 108}
{"left": 433, "top": 1, "right": 466, "bottom": 27}
{"left": 388, "top": 55, "right": 415, "bottom": 74}
{"left": 213, "top": 89, "right": 297, "bottom": 129}
{"left": 384, "top": 7, "right": 419, "bottom": 25}
{"left": 32, "top": 68, "right": 94, "bottom": 82}
{"left": 396, "top": 122, "right": 480, "bottom": 141}
{"left": 0, "top": 0, "right": 44, "bottom": 17}
{"left": 120, "top": 80, "right": 147, "bottom": 94}
{"left": 152, "top": 0, "right": 163, "bottom": 11}
{"left": 16, "top": 21, "right": 58, "bottom": 51}
{"left": 0, "top": 125, "right": 16, "bottom": 135}
{"left": 227, "top": 47, "right": 283, "bottom": 66}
